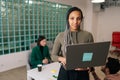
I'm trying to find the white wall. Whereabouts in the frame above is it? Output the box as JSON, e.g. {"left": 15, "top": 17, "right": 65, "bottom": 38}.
{"left": 96, "top": 7, "right": 120, "bottom": 42}
{"left": 84, "top": 0, "right": 93, "bottom": 32}
{"left": 0, "top": 51, "right": 30, "bottom": 72}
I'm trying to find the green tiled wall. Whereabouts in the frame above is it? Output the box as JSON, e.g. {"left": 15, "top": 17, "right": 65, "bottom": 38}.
{"left": 0, "top": 0, "right": 71, "bottom": 55}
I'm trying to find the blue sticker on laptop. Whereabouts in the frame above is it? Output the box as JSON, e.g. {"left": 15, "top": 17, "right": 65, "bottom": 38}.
{"left": 82, "top": 52, "right": 93, "bottom": 61}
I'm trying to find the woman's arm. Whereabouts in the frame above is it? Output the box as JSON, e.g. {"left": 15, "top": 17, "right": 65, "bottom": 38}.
{"left": 51, "top": 33, "right": 62, "bottom": 62}
{"left": 90, "top": 67, "right": 101, "bottom": 80}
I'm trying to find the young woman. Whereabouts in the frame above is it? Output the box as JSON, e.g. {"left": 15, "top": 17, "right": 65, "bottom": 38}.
{"left": 30, "top": 35, "right": 51, "bottom": 69}
{"left": 51, "top": 7, "right": 94, "bottom": 80}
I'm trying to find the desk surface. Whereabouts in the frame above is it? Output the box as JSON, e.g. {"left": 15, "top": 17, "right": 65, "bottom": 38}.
{"left": 27, "top": 62, "right": 107, "bottom": 80}
{"left": 27, "top": 62, "right": 61, "bottom": 80}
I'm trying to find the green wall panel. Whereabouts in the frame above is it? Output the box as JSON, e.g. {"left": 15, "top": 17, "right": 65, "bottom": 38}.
{"left": 0, "top": 0, "right": 71, "bottom": 55}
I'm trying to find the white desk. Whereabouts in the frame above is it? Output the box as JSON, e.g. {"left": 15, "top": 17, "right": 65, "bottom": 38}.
{"left": 27, "top": 62, "right": 107, "bottom": 80}
{"left": 27, "top": 62, "right": 61, "bottom": 80}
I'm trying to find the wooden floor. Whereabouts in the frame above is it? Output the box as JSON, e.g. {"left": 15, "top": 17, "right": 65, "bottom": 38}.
{"left": 0, "top": 66, "right": 27, "bottom": 80}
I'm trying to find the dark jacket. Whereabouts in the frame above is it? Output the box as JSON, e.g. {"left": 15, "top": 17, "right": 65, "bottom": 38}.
{"left": 30, "top": 45, "right": 51, "bottom": 68}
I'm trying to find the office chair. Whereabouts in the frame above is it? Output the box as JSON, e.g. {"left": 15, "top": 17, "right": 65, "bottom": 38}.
{"left": 110, "top": 32, "right": 120, "bottom": 57}
{"left": 27, "top": 42, "right": 37, "bottom": 80}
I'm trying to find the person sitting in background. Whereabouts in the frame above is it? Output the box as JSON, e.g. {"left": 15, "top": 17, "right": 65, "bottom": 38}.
{"left": 91, "top": 57, "right": 120, "bottom": 80}
{"left": 29, "top": 35, "right": 51, "bottom": 69}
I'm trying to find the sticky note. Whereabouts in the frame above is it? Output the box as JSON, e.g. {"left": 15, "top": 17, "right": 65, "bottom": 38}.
{"left": 51, "top": 69, "right": 57, "bottom": 73}
{"left": 82, "top": 52, "right": 93, "bottom": 61}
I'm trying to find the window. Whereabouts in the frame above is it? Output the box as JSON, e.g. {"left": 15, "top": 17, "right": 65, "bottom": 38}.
{"left": 0, "top": 0, "right": 71, "bottom": 55}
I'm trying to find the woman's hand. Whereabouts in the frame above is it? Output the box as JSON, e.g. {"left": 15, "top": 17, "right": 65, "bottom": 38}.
{"left": 58, "top": 57, "right": 66, "bottom": 65}
{"left": 42, "top": 58, "right": 49, "bottom": 64}
{"left": 75, "top": 68, "right": 89, "bottom": 71}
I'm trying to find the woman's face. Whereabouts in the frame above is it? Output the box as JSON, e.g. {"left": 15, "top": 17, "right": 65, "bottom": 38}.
{"left": 39, "top": 39, "right": 47, "bottom": 46}
{"left": 68, "top": 11, "right": 82, "bottom": 31}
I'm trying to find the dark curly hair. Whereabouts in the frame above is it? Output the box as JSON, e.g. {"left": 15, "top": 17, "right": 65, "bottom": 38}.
{"left": 37, "top": 35, "right": 45, "bottom": 46}
{"left": 106, "top": 57, "right": 120, "bottom": 74}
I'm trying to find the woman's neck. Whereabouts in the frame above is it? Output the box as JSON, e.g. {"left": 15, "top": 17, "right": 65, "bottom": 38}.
{"left": 70, "top": 29, "right": 80, "bottom": 32}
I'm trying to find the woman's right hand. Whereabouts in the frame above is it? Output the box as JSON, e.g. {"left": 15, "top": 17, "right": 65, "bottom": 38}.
{"left": 58, "top": 57, "right": 66, "bottom": 65}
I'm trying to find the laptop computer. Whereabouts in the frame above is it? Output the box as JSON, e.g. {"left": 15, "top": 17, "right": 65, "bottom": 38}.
{"left": 66, "top": 41, "right": 110, "bottom": 70}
